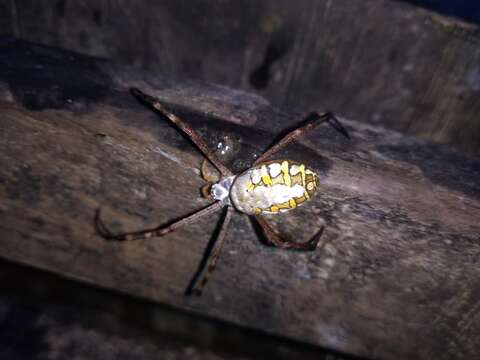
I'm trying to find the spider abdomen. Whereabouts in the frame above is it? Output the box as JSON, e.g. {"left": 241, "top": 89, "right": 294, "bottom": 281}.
{"left": 230, "top": 160, "right": 319, "bottom": 215}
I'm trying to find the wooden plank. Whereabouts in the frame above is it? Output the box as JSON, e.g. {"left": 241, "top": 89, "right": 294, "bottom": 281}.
{"left": 1, "top": 38, "right": 480, "bottom": 360}
{"left": 2, "top": 0, "right": 480, "bottom": 153}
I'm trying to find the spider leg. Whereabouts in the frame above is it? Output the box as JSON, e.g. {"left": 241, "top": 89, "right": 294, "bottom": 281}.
{"left": 131, "top": 87, "right": 233, "bottom": 177}
{"left": 200, "top": 159, "right": 220, "bottom": 183}
{"left": 200, "top": 184, "right": 212, "bottom": 199}
{"left": 253, "top": 214, "right": 329, "bottom": 251}
{"left": 254, "top": 111, "right": 350, "bottom": 165}
{"left": 188, "top": 206, "right": 234, "bottom": 296}
{"left": 95, "top": 201, "right": 225, "bottom": 241}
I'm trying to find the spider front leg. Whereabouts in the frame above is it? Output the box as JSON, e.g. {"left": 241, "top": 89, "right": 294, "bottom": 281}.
{"left": 131, "top": 88, "right": 233, "bottom": 177}
{"left": 254, "top": 111, "right": 350, "bottom": 165}
{"left": 253, "top": 215, "right": 329, "bottom": 251}
{"left": 95, "top": 201, "right": 225, "bottom": 241}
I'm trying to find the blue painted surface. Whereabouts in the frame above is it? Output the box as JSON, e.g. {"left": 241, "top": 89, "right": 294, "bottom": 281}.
{"left": 405, "top": 0, "right": 480, "bottom": 24}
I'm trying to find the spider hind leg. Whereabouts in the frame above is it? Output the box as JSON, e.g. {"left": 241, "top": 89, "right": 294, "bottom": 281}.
{"left": 187, "top": 206, "right": 234, "bottom": 296}
{"left": 252, "top": 215, "right": 330, "bottom": 251}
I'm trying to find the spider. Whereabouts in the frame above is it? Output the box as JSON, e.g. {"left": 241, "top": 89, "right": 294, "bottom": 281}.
{"left": 95, "top": 88, "right": 350, "bottom": 295}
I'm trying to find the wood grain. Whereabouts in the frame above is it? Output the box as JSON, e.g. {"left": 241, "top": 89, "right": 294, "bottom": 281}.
{"left": 1, "top": 0, "right": 480, "bottom": 153}
{"left": 1, "top": 38, "right": 480, "bottom": 360}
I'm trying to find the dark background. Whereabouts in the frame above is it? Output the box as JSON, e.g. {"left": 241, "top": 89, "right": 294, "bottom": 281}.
{"left": 1, "top": 0, "right": 479, "bottom": 154}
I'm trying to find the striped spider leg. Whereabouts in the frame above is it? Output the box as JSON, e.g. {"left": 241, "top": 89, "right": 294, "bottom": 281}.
{"left": 96, "top": 88, "right": 233, "bottom": 295}
{"left": 95, "top": 88, "right": 350, "bottom": 295}
{"left": 253, "top": 111, "right": 350, "bottom": 166}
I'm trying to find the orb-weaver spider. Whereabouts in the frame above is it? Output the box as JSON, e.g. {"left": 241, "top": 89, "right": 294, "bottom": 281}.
{"left": 95, "top": 88, "right": 350, "bottom": 295}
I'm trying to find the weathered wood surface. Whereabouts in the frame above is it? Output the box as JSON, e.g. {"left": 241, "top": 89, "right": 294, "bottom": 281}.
{"left": 1, "top": 38, "right": 480, "bottom": 359}
{"left": 2, "top": 0, "right": 480, "bottom": 154}
{"left": 1, "top": 259, "right": 350, "bottom": 360}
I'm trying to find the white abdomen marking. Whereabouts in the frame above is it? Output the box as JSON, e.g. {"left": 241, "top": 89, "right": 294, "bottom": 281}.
{"left": 229, "top": 160, "right": 319, "bottom": 215}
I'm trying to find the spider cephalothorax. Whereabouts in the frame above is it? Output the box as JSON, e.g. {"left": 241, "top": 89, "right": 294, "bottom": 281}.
{"left": 96, "top": 88, "right": 350, "bottom": 295}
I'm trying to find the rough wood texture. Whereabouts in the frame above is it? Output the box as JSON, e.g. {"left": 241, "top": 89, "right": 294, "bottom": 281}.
{"left": 1, "top": 38, "right": 480, "bottom": 360}
{"left": 0, "top": 259, "right": 351, "bottom": 360}
{"left": 1, "top": 0, "right": 480, "bottom": 153}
